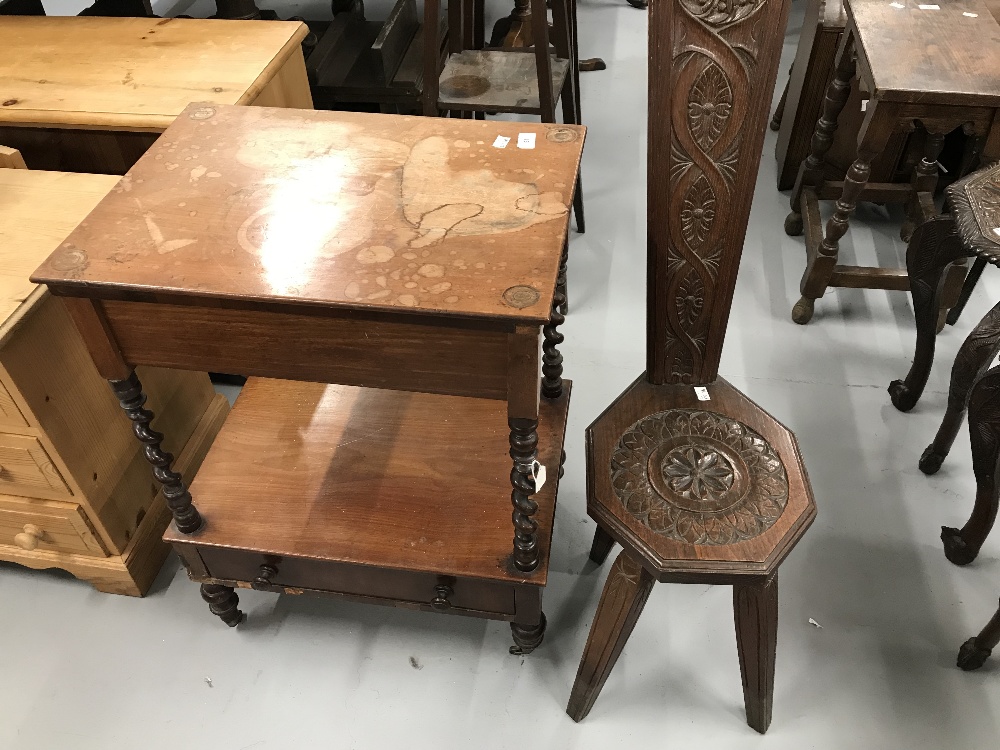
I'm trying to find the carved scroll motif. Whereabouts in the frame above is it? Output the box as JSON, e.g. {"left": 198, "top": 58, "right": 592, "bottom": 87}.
{"left": 658, "top": 0, "right": 766, "bottom": 382}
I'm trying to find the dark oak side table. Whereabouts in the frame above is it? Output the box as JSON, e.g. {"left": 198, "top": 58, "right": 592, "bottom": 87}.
{"left": 32, "top": 104, "right": 584, "bottom": 653}
{"left": 785, "top": 0, "right": 1000, "bottom": 325}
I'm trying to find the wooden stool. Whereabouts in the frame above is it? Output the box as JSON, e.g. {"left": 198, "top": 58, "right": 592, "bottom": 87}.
{"left": 423, "top": 0, "right": 584, "bottom": 234}
{"left": 890, "top": 163, "right": 1000, "bottom": 415}
{"left": 565, "top": 0, "right": 816, "bottom": 733}
{"left": 784, "top": 0, "right": 1000, "bottom": 325}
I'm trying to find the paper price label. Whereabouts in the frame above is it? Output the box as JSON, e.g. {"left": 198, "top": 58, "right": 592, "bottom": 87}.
{"left": 531, "top": 460, "right": 547, "bottom": 491}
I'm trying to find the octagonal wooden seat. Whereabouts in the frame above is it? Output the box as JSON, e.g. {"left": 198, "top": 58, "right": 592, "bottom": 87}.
{"left": 566, "top": 377, "right": 815, "bottom": 732}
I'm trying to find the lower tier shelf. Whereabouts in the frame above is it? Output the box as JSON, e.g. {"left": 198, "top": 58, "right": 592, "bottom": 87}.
{"left": 167, "top": 378, "right": 571, "bottom": 621}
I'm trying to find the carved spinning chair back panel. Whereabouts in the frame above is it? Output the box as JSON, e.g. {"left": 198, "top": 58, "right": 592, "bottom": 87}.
{"left": 647, "top": 0, "right": 792, "bottom": 385}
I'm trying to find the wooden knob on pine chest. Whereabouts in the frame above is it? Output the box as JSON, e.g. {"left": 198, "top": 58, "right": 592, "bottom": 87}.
{"left": 14, "top": 524, "right": 44, "bottom": 550}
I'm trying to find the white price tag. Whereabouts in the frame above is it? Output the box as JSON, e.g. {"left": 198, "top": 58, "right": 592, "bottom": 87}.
{"left": 493, "top": 135, "right": 511, "bottom": 148}
{"left": 918, "top": 4, "right": 940, "bottom": 9}
{"left": 861, "top": 99, "right": 868, "bottom": 111}
{"left": 517, "top": 132, "right": 536, "bottom": 149}
{"left": 531, "top": 460, "right": 547, "bottom": 491}
{"left": 695, "top": 386, "right": 710, "bottom": 401}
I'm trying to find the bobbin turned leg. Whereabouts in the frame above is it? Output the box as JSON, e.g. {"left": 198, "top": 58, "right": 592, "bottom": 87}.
{"left": 786, "top": 32, "right": 857, "bottom": 239}
{"left": 941, "top": 365, "right": 1000, "bottom": 565}
{"left": 958, "top": 597, "right": 1000, "bottom": 670}
{"left": 110, "top": 371, "right": 202, "bottom": 534}
{"left": 734, "top": 574, "right": 778, "bottom": 734}
{"left": 793, "top": 98, "right": 895, "bottom": 325}
{"left": 200, "top": 583, "right": 245, "bottom": 627}
{"left": 919, "top": 302, "right": 1000, "bottom": 475}
{"left": 567, "top": 551, "right": 656, "bottom": 721}
{"left": 902, "top": 128, "right": 946, "bottom": 242}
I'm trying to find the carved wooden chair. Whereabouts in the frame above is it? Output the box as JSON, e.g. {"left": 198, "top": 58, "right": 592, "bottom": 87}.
{"left": 566, "top": 0, "right": 816, "bottom": 734}
{"left": 888, "top": 161, "right": 1000, "bottom": 670}
{"left": 784, "top": 0, "right": 1000, "bottom": 325}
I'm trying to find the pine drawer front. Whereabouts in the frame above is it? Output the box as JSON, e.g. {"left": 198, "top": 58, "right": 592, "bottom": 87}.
{"left": 0, "top": 433, "right": 71, "bottom": 499}
{"left": 0, "top": 495, "right": 106, "bottom": 556}
{"left": 0, "top": 381, "right": 28, "bottom": 429}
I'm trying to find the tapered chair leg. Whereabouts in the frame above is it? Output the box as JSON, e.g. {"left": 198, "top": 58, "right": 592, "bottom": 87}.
{"left": 588, "top": 524, "right": 616, "bottom": 564}
{"left": 734, "top": 574, "right": 778, "bottom": 734}
{"left": 567, "top": 551, "right": 655, "bottom": 722}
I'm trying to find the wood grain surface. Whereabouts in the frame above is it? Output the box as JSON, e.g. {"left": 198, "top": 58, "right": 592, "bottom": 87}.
{"left": 586, "top": 377, "right": 815, "bottom": 582}
{"left": 33, "top": 105, "right": 584, "bottom": 325}
{"left": 646, "top": 0, "right": 791, "bottom": 384}
{"left": 0, "top": 17, "right": 309, "bottom": 131}
{"left": 0, "top": 169, "right": 118, "bottom": 330}
{"left": 850, "top": 0, "right": 1000, "bottom": 106}
{"left": 167, "top": 378, "right": 572, "bottom": 585}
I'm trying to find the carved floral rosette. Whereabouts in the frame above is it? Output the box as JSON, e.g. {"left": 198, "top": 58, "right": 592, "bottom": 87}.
{"left": 610, "top": 409, "right": 788, "bottom": 545}
{"left": 655, "top": 0, "right": 769, "bottom": 381}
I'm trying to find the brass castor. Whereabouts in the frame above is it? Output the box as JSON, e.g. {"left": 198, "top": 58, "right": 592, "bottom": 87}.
{"left": 791, "top": 296, "right": 814, "bottom": 325}
{"left": 784, "top": 212, "right": 804, "bottom": 236}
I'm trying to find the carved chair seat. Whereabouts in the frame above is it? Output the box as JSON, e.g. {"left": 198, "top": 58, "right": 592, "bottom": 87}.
{"left": 567, "top": 378, "right": 815, "bottom": 733}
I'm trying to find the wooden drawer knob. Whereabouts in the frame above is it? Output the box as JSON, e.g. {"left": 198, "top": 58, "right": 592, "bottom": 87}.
{"left": 14, "top": 524, "right": 43, "bottom": 550}
{"left": 252, "top": 563, "right": 278, "bottom": 591}
{"left": 431, "top": 583, "right": 454, "bottom": 610}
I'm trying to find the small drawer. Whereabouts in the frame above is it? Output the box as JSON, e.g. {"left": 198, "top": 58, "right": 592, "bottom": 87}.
{"left": 0, "top": 495, "right": 106, "bottom": 556}
{"left": 0, "top": 433, "right": 71, "bottom": 499}
{"left": 0, "top": 381, "right": 28, "bottom": 428}
{"left": 198, "top": 547, "right": 517, "bottom": 616}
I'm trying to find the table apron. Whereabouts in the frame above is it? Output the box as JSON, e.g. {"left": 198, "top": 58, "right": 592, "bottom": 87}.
{"left": 98, "top": 299, "right": 522, "bottom": 401}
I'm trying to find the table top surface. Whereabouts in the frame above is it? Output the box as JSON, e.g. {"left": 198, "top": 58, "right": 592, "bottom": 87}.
{"left": 168, "top": 378, "right": 568, "bottom": 584}
{"left": 33, "top": 105, "right": 585, "bottom": 324}
{"left": 851, "top": 0, "right": 1000, "bottom": 105}
{"left": 0, "top": 168, "right": 118, "bottom": 337}
{"left": 0, "top": 17, "right": 307, "bottom": 131}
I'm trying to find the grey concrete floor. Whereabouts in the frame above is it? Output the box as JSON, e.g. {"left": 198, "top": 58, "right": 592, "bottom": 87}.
{"left": 4, "top": 2, "right": 1000, "bottom": 748}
